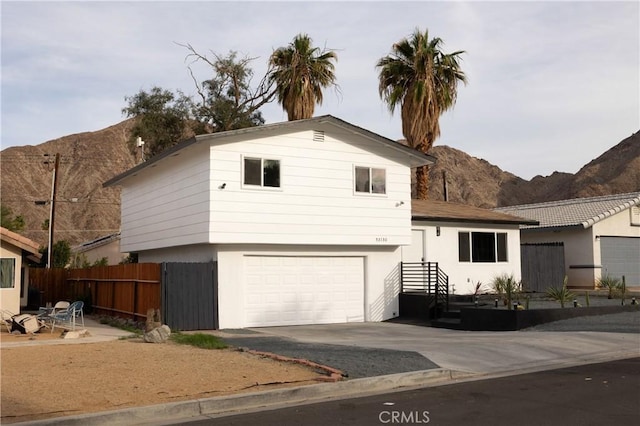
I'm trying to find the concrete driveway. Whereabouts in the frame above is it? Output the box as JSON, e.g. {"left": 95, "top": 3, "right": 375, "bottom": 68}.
{"left": 248, "top": 319, "right": 640, "bottom": 375}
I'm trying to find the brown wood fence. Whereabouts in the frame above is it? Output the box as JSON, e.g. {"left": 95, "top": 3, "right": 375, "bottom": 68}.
{"left": 29, "top": 263, "right": 161, "bottom": 321}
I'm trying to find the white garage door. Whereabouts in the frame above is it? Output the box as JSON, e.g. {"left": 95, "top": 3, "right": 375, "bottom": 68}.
{"left": 244, "top": 256, "right": 365, "bottom": 327}
{"left": 601, "top": 237, "right": 640, "bottom": 286}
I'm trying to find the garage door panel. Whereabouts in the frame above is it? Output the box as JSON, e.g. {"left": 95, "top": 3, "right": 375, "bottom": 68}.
{"left": 244, "top": 255, "right": 364, "bottom": 327}
{"left": 601, "top": 237, "right": 640, "bottom": 286}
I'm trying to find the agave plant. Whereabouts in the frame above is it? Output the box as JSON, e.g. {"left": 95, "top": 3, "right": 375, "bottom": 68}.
{"left": 596, "top": 275, "right": 621, "bottom": 299}
{"left": 546, "top": 276, "right": 575, "bottom": 308}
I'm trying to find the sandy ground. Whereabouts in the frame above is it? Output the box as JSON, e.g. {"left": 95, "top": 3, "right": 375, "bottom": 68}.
{"left": 0, "top": 329, "right": 326, "bottom": 424}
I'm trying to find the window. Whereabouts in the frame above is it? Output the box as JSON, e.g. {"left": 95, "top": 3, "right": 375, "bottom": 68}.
{"left": 458, "top": 232, "right": 508, "bottom": 263}
{"left": 243, "top": 157, "right": 280, "bottom": 188}
{"left": 355, "top": 166, "right": 386, "bottom": 194}
{"left": 0, "top": 258, "right": 15, "bottom": 288}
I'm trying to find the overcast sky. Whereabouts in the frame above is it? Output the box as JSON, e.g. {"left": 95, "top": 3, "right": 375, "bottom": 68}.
{"left": 2, "top": 1, "right": 638, "bottom": 180}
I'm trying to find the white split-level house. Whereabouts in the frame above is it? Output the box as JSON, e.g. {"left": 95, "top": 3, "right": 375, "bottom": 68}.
{"left": 497, "top": 192, "right": 640, "bottom": 289}
{"left": 104, "top": 116, "right": 532, "bottom": 328}
{"left": 0, "top": 227, "right": 41, "bottom": 313}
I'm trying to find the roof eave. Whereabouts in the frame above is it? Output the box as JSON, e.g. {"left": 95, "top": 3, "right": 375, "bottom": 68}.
{"left": 521, "top": 224, "right": 584, "bottom": 232}
{"left": 412, "top": 216, "right": 539, "bottom": 226}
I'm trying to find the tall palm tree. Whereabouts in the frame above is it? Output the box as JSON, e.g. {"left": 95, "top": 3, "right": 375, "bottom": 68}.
{"left": 377, "top": 28, "right": 467, "bottom": 199}
{"left": 268, "top": 34, "right": 338, "bottom": 121}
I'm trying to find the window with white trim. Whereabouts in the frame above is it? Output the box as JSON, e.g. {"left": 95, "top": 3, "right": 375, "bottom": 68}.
{"left": 459, "top": 232, "right": 508, "bottom": 263}
{"left": 355, "top": 166, "right": 386, "bottom": 194}
{"left": 243, "top": 157, "right": 280, "bottom": 188}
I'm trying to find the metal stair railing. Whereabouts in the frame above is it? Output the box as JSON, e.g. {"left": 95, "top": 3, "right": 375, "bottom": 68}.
{"left": 400, "top": 261, "right": 450, "bottom": 318}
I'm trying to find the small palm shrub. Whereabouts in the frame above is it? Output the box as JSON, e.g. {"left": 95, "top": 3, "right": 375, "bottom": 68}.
{"left": 491, "top": 274, "right": 521, "bottom": 310}
{"left": 596, "top": 275, "right": 621, "bottom": 299}
{"left": 546, "top": 276, "right": 575, "bottom": 308}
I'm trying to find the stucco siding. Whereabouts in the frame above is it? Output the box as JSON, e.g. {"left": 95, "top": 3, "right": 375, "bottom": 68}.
{"left": 137, "top": 244, "right": 217, "bottom": 263}
{"left": 410, "top": 222, "right": 523, "bottom": 295}
{"left": 521, "top": 228, "right": 596, "bottom": 287}
{"left": 216, "top": 244, "right": 402, "bottom": 329}
{"left": 0, "top": 242, "right": 22, "bottom": 314}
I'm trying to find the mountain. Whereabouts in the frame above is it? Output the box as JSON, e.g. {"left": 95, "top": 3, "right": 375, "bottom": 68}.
{"left": 425, "top": 130, "right": 640, "bottom": 207}
{"left": 1, "top": 121, "right": 638, "bottom": 247}
{"left": 1, "top": 120, "right": 137, "bottom": 246}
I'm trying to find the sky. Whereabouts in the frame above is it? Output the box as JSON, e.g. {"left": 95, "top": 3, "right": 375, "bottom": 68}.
{"left": 1, "top": 1, "right": 638, "bottom": 180}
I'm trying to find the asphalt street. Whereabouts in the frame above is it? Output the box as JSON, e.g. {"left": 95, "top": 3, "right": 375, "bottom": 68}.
{"left": 180, "top": 357, "right": 640, "bottom": 426}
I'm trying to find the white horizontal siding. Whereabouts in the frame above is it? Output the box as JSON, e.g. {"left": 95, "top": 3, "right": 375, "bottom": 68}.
{"left": 209, "top": 130, "right": 412, "bottom": 245}
{"left": 120, "top": 144, "right": 212, "bottom": 252}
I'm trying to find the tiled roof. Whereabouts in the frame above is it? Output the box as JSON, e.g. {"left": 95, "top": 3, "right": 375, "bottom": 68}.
{"left": 495, "top": 192, "right": 640, "bottom": 230}
{"left": 74, "top": 232, "right": 121, "bottom": 253}
{"left": 412, "top": 200, "right": 538, "bottom": 225}
{"left": 0, "top": 227, "right": 41, "bottom": 256}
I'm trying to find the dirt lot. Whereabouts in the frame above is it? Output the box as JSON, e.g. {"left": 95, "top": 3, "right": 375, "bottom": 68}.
{"left": 0, "top": 329, "right": 327, "bottom": 424}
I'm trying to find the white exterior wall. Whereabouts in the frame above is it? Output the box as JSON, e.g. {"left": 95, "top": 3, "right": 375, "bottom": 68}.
{"left": 208, "top": 130, "right": 412, "bottom": 246}
{"left": 410, "top": 222, "right": 523, "bottom": 295}
{"left": 119, "top": 143, "right": 212, "bottom": 253}
{"left": 0, "top": 243, "right": 22, "bottom": 314}
{"left": 591, "top": 209, "right": 639, "bottom": 284}
{"left": 521, "top": 209, "right": 640, "bottom": 288}
{"left": 521, "top": 228, "right": 595, "bottom": 287}
{"left": 138, "top": 244, "right": 217, "bottom": 263}
{"left": 216, "top": 244, "right": 402, "bottom": 329}
{"left": 79, "top": 240, "right": 126, "bottom": 265}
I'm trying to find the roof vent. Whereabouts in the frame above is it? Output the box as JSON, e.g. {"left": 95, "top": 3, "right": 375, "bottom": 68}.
{"left": 313, "top": 130, "right": 325, "bottom": 142}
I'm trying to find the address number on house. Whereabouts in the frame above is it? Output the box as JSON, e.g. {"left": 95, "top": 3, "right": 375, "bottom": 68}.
{"left": 376, "top": 237, "right": 388, "bottom": 243}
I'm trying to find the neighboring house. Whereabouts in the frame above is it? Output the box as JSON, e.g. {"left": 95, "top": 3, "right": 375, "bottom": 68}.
{"left": 406, "top": 200, "right": 538, "bottom": 295}
{"left": 496, "top": 192, "right": 640, "bottom": 289}
{"left": 0, "top": 227, "right": 41, "bottom": 313}
{"left": 73, "top": 232, "right": 126, "bottom": 265}
{"left": 104, "top": 116, "right": 434, "bottom": 329}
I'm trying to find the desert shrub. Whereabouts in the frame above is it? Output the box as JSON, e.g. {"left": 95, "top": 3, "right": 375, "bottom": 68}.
{"left": 491, "top": 274, "right": 521, "bottom": 310}
{"left": 546, "top": 276, "right": 575, "bottom": 308}
{"left": 596, "top": 275, "right": 621, "bottom": 299}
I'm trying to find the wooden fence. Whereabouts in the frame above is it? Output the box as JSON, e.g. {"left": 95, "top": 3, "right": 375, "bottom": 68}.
{"left": 29, "top": 263, "right": 161, "bottom": 321}
{"left": 521, "top": 242, "right": 566, "bottom": 293}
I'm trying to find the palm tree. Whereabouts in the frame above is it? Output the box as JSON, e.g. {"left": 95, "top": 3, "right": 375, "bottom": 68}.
{"left": 377, "top": 28, "right": 467, "bottom": 199}
{"left": 268, "top": 34, "right": 338, "bottom": 121}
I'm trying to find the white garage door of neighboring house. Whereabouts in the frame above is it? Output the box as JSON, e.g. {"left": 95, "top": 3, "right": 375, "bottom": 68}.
{"left": 244, "top": 256, "right": 365, "bottom": 327}
{"left": 601, "top": 237, "right": 640, "bottom": 286}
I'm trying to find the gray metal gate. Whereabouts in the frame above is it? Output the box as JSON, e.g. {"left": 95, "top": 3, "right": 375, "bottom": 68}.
{"left": 601, "top": 237, "right": 640, "bottom": 286}
{"left": 521, "top": 243, "right": 565, "bottom": 292}
{"left": 161, "top": 262, "right": 218, "bottom": 330}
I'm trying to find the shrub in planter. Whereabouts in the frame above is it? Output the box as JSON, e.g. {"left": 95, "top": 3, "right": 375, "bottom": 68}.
{"left": 546, "top": 276, "right": 575, "bottom": 308}
{"left": 596, "top": 275, "right": 621, "bottom": 299}
{"left": 491, "top": 274, "right": 521, "bottom": 310}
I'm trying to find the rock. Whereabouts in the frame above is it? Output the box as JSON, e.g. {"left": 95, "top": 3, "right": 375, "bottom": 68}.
{"left": 143, "top": 325, "right": 171, "bottom": 343}
{"left": 61, "top": 329, "right": 89, "bottom": 339}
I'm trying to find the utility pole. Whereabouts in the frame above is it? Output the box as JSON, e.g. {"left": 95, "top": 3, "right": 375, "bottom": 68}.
{"left": 136, "top": 136, "right": 145, "bottom": 163}
{"left": 46, "top": 153, "right": 60, "bottom": 268}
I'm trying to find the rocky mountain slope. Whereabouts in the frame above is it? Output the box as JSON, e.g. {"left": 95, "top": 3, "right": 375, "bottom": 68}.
{"left": 1, "top": 120, "right": 137, "bottom": 246}
{"left": 2, "top": 120, "right": 638, "bottom": 247}
{"left": 426, "top": 130, "right": 640, "bottom": 207}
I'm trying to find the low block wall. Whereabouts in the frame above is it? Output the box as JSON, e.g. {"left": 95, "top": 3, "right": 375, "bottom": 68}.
{"left": 460, "top": 305, "right": 639, "bottom": 331}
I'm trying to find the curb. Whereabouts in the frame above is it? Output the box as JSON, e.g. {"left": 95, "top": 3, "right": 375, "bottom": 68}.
{"left": 13, "top": 368, "right": 470, "bottom": 426}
